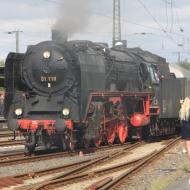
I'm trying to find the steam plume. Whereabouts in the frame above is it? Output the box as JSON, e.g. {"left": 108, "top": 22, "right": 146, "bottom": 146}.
{"left": 53, "top": 0, "right": 90, "bottom": 38}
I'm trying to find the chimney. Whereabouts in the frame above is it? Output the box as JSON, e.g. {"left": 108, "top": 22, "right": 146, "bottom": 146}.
{"left": 52, "top": 29, "right": 68, "bottom": 43}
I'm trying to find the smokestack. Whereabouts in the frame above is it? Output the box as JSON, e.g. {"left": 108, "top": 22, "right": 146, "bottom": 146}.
{"left": 52, "top": 29, "right": 68, "bottom": 43}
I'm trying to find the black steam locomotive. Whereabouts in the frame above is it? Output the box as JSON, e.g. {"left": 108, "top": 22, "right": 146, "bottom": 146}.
{"left": 4, "top": 33, "right": 189, "bottom": 153}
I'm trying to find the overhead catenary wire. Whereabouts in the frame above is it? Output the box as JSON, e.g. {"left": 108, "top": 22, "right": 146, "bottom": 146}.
{"left": 170, "top": 0, "right": 174, "bottom": 32}
{"left": 43, "top": 0, "right": 187, "bottom": 39}
{"left": 136, "top": 0, "right": 177, "bottom": 43}
{"left": 136, "top": 0, "right": 190, "bottom": 53}
{"left": 164, "top": 0, "right": 169, "bottom": 31}
{"left": 43, "top": 0, "right": 190, "bottom": 54}
{"left": 172, "top": 0, "right": 184, "bottom": 32}
{"left": 137, "top": 0, "right": 166, "bottom": 32}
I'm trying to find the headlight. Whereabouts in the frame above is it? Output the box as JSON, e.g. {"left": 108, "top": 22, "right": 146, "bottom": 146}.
{"left": 15, "top": 108, "right": 23, "bottom": 116}
{"left": 43, "top": 51, "right": 51, "bottom": 59}
{"left": 62, "top": 108, "right": 70, "bottom": 116}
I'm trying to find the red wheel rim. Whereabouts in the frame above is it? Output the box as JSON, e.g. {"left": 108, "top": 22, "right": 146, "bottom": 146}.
{"left": 117, "top": 123, "right": 128, "bottom": 144}
{"left": 106, "top": 126, "right": 115, "bottom": 144}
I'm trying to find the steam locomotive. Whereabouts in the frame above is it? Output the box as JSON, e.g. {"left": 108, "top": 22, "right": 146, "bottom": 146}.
{"left": 4, "top": 32, "right": 190, "bottom": 153}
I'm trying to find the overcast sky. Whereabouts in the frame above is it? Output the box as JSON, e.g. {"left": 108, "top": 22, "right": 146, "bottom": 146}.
{"left": 0, "top": 0, "right": 190, "bottom": 63}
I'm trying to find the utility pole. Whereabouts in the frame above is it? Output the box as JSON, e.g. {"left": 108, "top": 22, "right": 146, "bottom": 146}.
{"left": 6, "top": 30, "right": 23, "bottom": 53}
{"left": 177, "top": 43, "right": 184, "bottom": 64}
{"left": 173, "top": 51, "right": 181, "bottom": 64}
{"left": 177, "top": 51, "right": 181, "bottom": 64}
{"left": 113, "top": 0, "right": 121, "bottom": 46}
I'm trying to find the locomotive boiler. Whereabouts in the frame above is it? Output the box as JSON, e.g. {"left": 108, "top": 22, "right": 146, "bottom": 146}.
{"left": 4, "top": 33, "right": 189, "bottom": 153}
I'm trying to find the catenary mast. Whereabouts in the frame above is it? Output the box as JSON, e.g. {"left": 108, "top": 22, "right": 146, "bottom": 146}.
{"left": 113, "top": 0, "right": 121, "bottom": 46}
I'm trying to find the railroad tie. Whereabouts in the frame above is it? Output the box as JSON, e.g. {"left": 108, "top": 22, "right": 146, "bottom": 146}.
{"left": 0, "top": 176, "right": 23, "bottom": 188}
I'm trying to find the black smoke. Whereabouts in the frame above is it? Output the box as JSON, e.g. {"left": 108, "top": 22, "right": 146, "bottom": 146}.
{"left": 53, "top": 0, "right": 90, "bottom": 39}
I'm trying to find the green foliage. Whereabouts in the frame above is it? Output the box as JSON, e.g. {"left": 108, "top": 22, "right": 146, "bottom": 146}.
{"left": 0, "top": 60, "right": 5, "bottom": 67}
{"left": 178, "top": 59, "right": 190, "bottom": 70}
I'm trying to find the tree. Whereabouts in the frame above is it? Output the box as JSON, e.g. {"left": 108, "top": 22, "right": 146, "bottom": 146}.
{"left": 178, "top": 59, "right": 190, "bottom": 71}
{"left": 0, "top": 60, "right": 5, "bottom": 67}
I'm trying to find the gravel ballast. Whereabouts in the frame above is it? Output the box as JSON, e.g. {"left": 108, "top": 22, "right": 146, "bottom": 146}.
{"left": 0, "top": 140, "right": 189, "bottom": 190}
{"left": 118, "top": 141, "right": 190, "bottom": 190}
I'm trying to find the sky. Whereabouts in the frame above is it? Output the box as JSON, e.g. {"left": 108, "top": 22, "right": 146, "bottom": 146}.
{"left": 0, "top": 0, "right": 190, "bottom": 63}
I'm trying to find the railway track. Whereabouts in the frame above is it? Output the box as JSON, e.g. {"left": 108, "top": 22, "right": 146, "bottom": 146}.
{"left": 0, "top": 151, "right": 81, "bottom": 167}
{"left": 0, "top": 131, "right": 21, "bottom": 138}
{"left": 0, "top": 122, "right": 9, "bottom": 133}
{"left": 18, "top": 137, "right": 180, "bottom": 190}
{"left": 0, "top": 142, "right": 142, "bottom": 189}
{"left": 0, "top": 117, "right": 6, "bottom": 122}
{"left": 0, "top": 139, "right": 24, "bottom": 147}
{"left": 0, "top": 127, "right": 8, "bottom": 132}
{"left": 0, "top": 122, "right": 22, "bottom": 139}
{"left": 87, "top": 137, "right": 181, "bottom": 190}
{"left": 0, "top": 142, "right": 138, "bottom": 164}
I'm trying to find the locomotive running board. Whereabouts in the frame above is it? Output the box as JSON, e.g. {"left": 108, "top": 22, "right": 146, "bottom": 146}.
{"left": 84, "top": 91, "right": 153, "bottom": 121}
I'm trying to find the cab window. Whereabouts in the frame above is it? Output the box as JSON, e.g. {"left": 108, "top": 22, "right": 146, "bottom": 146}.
{"left": 147, "top": 65, "right": 159, "bottom": 84}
